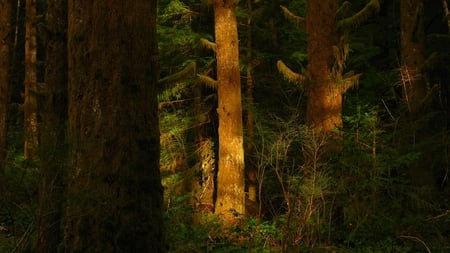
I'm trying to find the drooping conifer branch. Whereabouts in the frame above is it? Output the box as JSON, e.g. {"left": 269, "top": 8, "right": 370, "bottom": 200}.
{"left": 276, "top": 60, "right": 305, "bottom": 87}
{"left": 336, "top": 1, "right": 352, "bottom": 19}
{"left": 200, "top": 38, "right": 216, "bottom": 52}
{"left": 197, "top": 74, "right": 217, "bottom": 89}
{"left": 338, "top": 0, "right": 380, "bottom": 31}
{"left": 340, "top": 71, "right": 362, "bottom": 93}
{"left": 158, "top": 61, "right": 197, "bottom": 91}
{"left": 280, "top": 5, "right": 305, "bottom": 26}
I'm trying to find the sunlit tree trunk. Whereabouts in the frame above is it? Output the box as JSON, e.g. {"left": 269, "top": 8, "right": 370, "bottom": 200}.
{"left": 64, "top": 1, "right": 164, "bottom": 252}
{"left": 0, "top": 0, "right": 11, "bottom": 173}
{"left": 214, "top": 0, "right": 246, "bottom": 218}
{"left": 36, "top": 1, "right": 67, "bottom": 252}
{"left": 305, "top": 0, "right": 342, "bottom": 154}
{"left": 23, "top": 0, "right": 38, "bottom": 160}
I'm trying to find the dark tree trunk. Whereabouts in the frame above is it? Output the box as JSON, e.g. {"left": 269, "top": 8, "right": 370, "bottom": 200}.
{"left": 64, "top": 1, "right": 164, "bottom": 252}
{"left": 36, "top": 1, "right": 67, "bottom": 252}
{"left": 23, "top": 0, "right": 38, "bottom": 160}
{"left": 245, "top": 0, "right": 257, "bottom": 204}
{"left": 0, "top": 0, "right": 12, "bottom": 173}
{"left": 400, "top": 0, "right": 426, "bottom": 114}
{"left": 400, "top": 0, "right": 435, "bottom": 189}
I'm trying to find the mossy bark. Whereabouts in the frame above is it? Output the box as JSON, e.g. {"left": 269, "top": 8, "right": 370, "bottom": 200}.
{"left": 214, "top": 0, "right": 246, "bottom": 218}
{"left": 36, "top": 1, "right": 67, "bottom": 252}
{"left": 0, "top": 0, "right": 11, "bottom": 173}
{"left": 305, "top": 0, "right": 342, "bottom": 154}
{"left": 64, "top": 1, "right": 164, "bottom": 252}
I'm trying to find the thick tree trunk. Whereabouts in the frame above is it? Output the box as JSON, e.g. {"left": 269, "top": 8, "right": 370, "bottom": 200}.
{"left": 36, "top": 1, "right": 67, "bottom": 252}
{"left": 64, "top": 1, "right": 164, "bottom": 252}
{"left": 214, "top": 0, "right": 246, "bottom": 218}
{"left": 0, "top": 0, "right": 11, "bottom": 173}
{"left": 400, "top": 0, "right": 435, "bottom": 188}
{"left": 400, "top": 0, "right": 426, "bottom": 113}
{"left": 305, "top": 0, "right": 342, "bottom": 155}
{"left": 23, "top": 0, "right": 38, "bottom": 160}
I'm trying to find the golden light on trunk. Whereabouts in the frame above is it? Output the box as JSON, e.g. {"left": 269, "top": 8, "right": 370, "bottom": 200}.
{"left": 305, "top": 0, "right": 342, "bottom": 152}
{"left": 214, "top": 0, "right": 246, "bottom": 218}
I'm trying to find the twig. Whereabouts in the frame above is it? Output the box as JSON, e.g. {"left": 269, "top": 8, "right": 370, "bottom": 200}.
{"left": 425, "top": 209, "right": 450, "bottom": 222}
{"left": 399, "top": 235, "right": 431, "bottom": 253}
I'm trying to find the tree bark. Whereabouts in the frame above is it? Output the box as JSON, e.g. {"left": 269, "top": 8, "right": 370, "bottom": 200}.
{"left": 0, "top": 0, "right": 11, "bottom": 173}
{"left": 23, "top": 0, "right": 38, "bottom": 160}
{"left": 400, "top": 0, "right": 435, "bottom": 189}
{"left": 246, "top": 0, "right": 257, "bottom": 204}
{"left": 64, "top": 1, "right": 164, "bottom": 252}
{"left": 400, "top": 0, "right": 426, "bottom": 113}
{"left": 214, "top": 0, "right": 246, "bottom": 219}
{"left": 36, "top": 1, "right": 67, "bottom": 252}
{"left": 305, "top": 0, "right": 342, "bottom": 156}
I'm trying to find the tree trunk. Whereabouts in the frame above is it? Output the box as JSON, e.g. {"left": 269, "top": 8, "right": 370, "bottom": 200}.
{"left": 0, "top": 0, "right": 11, "bottom": 173}
{"left": 36, "top": 1, "right": 67, "bottom": 252}
{"left": 400, "top": 0, "right": 435, "bottom": 188}
{"left": 246, "top": 0, "right": 256, "bottom": 203}
{"left": 23, "top": 0, "right": 38, "bottom": 160}
{"left": 305, "top": 0, "right": 342, "bottom": 156}
{"left": 64, "top": 1, "right": 164, "bottom": 252}
{"left": 400, "top": 0, "right": 426, "bottom": 113}
{"left": 193, "top": 85, "right": 215, "bottom": 213}
{"left": 214, "top": 0, "right": 246, "bottom": 219}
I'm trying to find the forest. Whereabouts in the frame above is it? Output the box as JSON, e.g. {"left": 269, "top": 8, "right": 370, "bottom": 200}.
{"left": 0, "top": 0, "right": 449, "bottom": 252}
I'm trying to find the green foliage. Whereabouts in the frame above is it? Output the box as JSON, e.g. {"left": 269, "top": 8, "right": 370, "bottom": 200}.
{"left": 164, "top": 199, "right": 281, "bottom": 253}
{"left": 0, "top": 155, "right": 39, "bottom": 253}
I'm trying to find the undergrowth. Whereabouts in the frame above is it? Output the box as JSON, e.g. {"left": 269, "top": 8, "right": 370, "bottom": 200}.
{"left": 0, "top": 154, "right": 38, "bottom": 253}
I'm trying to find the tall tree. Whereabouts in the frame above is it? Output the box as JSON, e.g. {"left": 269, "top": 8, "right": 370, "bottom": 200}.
{"left": 36, "top": 0, "right": 67, "bottom": 252}
{"left": 400, "top": 0, "right": 438, "bottom": 190}
{"left": 63, "top": 1, "right": 164, "bottom": 252}
{"left": 400, "top": 0, "right": 426, "bottom": 113}
{"left": 245, "top": 0, "right": 257, "bottom": 205}
{"left": 305, "top": 0, "right": 342, "bottom": 140}
{"left": 278, "top": 0, "right": 379, "bottom": 157}
{"left": 23, "top": 0, "right": 38, "bottom": 160}
{"left": 213, "top": 0, "right": 246, "bottom": 218}
{"left": 0, "top": 0, "right": 12, "bottom": 173}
